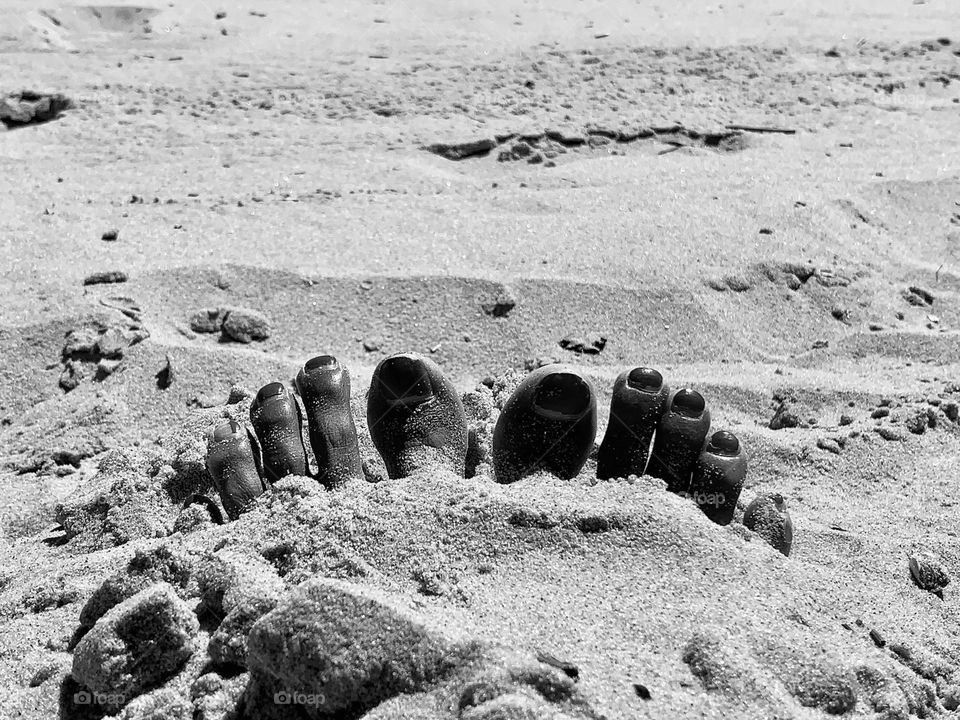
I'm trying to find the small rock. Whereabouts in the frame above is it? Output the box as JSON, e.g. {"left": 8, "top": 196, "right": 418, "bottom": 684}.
{"left": 215, "top": 9, "right": 226, "bottom": 18}
{"left": 72, "top": 583, "right": 198, "bottom": 714}
{"left": 362, "top": 339, "right": 380, "bottom": 352}
{"left": 743, "top": 493, "right": 793, "bottom": 556}
{"left": 221, "top": 308, "right": 271, "bottom": 343}
{"left": 227, "top": 384, "right": 252, "bottom": 404}
{"left": 839, "top": 413, "right": 854, "bottom": 426}
{"left": 909, "top": 285, "right": 935, "bottom": 305}
{"left": 909, "top": 553, "right": 950, "bottom": 594}
{"left": 97, "top": 358, "right": 122, "bottom": 378}
{"left": 869, "top": 323, "right": 884, "bottom": 332}
{"left": 154, "top": 355, "right": 173, "bottom": 389}
{"left": 59, "top": 360, "right": 84, "bottom": 392}
{"left": 876, "top": 426, "right": 907, "bottom": 442}
{"left": 559, "top": 334, "right": 606, "bottom": 355}
{"left": 424, "top": 138, "right": 496, "bottom": 161}
{"left": 101, "top": 229, "right": 119, "bottom": 242}
{"left": 244, "top": 578, "right": 480, "bottom": 717}
{"left": 945, "top": 402, "right": 959, "bottom": 421}
{"left": 83, "top": 271, "right": 128, "bottom": 286}
{"left": 870, "top": 629, "right": 886, "bottom": 648}
{"left": 0, "top": 91, "right": 72, "bottom": 127}
{"left": 189, "top": 307, "right": 227, "bottom": 334}
{"left": 480, "top": 289, "right": 517, "bottom": 318}
{"left": 871, "top": 407, "right": 890, "bottom": 419}
{"left": 769, "top": 402, "right": 800, "bottom": 430}
{"left": 634, "top": 683, "right": 651, "bottom": 700}
{"left": 785, "top": 274, "right": 802, "bottom": 291}
{"left": 817, "top": 437, "right": 842, "bottom": 454}
{"left": 905, "top": 410, "right": 928, "bottom": 435}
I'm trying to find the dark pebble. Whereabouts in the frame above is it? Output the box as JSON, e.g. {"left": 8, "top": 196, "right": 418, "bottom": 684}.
{"left": 101, "top": 229, "right": 119, "bottom": 241}
{"left": 633, "top": 683, "right": 651, "bottom": 700}
{"left": 83, "top": 270, "right": 127, "bottom": 286}
{"left": 869, "top": 629, "right": 886, "bottom": 647}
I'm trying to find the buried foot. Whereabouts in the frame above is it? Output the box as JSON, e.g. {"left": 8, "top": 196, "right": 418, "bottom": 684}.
{"left": 205, "top": 353, "right": 470, "bottom": 517}
{"left": 204, "top": 355, "right": 779, "bottom": 552}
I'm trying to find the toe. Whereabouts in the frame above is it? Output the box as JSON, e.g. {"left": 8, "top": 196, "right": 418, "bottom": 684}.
{"left": 205, "top": 420, "right": 267, "bottom": 520}
{"left": 646, "top": 388, "right": 711, "bottom": 494}
{"left": 690, "top": 430, "right": 747, "bottom": 525}
{"left": 744, "top": 493, "right": 793, "bottom": 556}
{"left": 295, "top": 355, "right": 362, "bottom": 489}
{"left": 597, "top": 366, "right": 669, "bottom": 480}
{"left": 249, "top": 381, "right": 309, "bottom": 483}
{"left": 367, "top": 353, "right": 468, "bottom": 478}
{"left": 493, "top": 365, "right": 597, "bottom": 484}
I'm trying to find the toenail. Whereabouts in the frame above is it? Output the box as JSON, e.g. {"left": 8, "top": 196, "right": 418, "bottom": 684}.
{"left": 212, "top": 420, "right": 241, "bottom": 441}
{"left": 708, "top": 430, "right": 739, "bottom": 456}
{"left": 533, "top": 372, "right": 592, "bottom": 418}
{"left": 627, "top": 367, "right": 663, "bottom": 392}
{"left": 305, "top": 354, "right": 339, "bottom": 371}
{"left": 671, "top": 389, "right": 706, "bottom": 418}
{"left": 377, "top": 356, "right": 433, "bottom": 404}
{"left": 256, "top": 381, "right": 285, "bottom": 402}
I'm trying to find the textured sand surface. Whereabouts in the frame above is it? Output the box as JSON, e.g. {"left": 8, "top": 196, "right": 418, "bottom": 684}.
{"left": 2, "top": 0, "right": 960, "bottom": 718}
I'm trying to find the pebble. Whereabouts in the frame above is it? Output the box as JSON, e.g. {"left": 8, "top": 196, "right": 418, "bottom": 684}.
{"left": 743, "top": 493, "right": 793, "bottom": 556}
{"left": 83, "top": 270, "right": 127, "bottom": 286}
{"left": 101, "top": 229, "right": 119, "bottom": 241}
{"left": 909, "top": 553, "right": 950, "bottom": 594}
{"left": 221, "top": 308, "right": 271, "bottom": 343}
{"left": 839, "top": 413, "right": 854, "bottom": 426}
{"left": 362, "top": 339, "right": 380, "bottom": 352}
{"left": 875, "top": 426, "right": 907, "bottom": 442}
{"left": 72, "top": 584, "right": 198, "bottom": 714}
{"left": 769, "top": 402, "right": 800, "bottom": 430}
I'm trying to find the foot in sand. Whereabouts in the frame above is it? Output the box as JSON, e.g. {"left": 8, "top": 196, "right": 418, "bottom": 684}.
{"left": 493, "top": 364, "right": 746, "bottom": 525}
{"left": 205, "top": 352, "right": 469, "bottom": 519}
{"left": 207, "top": 356, "right": 747, "bottom": 529}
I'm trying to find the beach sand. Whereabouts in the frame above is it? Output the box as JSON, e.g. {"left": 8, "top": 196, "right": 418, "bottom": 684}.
{"left": 2, "top": 0, "right": 960, "bottom": 717}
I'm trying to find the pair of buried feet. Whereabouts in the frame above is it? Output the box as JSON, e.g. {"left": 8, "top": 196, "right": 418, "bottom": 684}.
{"left": 206, "top": 353, "right": 747, "bottom": 524}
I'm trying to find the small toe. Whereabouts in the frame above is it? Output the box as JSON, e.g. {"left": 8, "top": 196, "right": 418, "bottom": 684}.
{"left": 493, "top": 365, "right": 597, "bottom": 484}
{"left": 690, "top": 430, "right": 747, "bottom": 525}
{"left": 597, "top": 366, "right": 669, "bottom": 480}
{"left": 249, "top": 381, "right": 309, "bottom": 483}
{"left": 367, "top": 353, "right": 469, "bottom": 478}
{"left": 646, "top": 387, "right": 711, "bottom": 494}
{"left": 205, "top": 420, "right": 266, "bottom": 520}
{"left": 295, "top": 355, "right": 362, "bottom": 489}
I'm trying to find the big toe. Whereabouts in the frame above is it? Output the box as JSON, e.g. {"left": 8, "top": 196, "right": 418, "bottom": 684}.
{"left": 249, "top": 381, "right": 309, "bottom": 483}
{"left": 690, "top": 430, "right": 747, "bottom": 525}
{"left": 206, "top": 420, "right": 267, "bottom": 520}
{"left": 367, "top": 353, "right": 468, "bottom": 479}
{"left": 597, "top": 366, "right": 669, "bottom": 480}
{"left": 493, "top": 366, "right": 597, "bottom": 484}
{"left": 646, "top": 387, "right": 711, "bottom": 494}
{"left": 295, "top": 355, "right": 362, "bottom": 489}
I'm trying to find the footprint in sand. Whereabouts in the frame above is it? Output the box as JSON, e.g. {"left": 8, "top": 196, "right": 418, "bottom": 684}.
{"left": 202, "top": 353, "right": 776, "bottom": 540}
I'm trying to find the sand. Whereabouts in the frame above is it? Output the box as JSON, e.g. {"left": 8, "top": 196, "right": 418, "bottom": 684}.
{"left": 2, "top": 0, "right": 960, "bottom": 717}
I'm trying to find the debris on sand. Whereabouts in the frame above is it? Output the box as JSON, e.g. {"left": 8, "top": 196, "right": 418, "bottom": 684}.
{"left": 188, "top": 306, "right": 271, "bottom": 343}
{"left": 424, "top": 137, "right": 497, "bottom": 161}
{"left": 743, "top": 494, "right": 793, "bottom": 556}
{"left": 909, "top": 553, "right": 950, "bottom": 595}
{"left": 0, "top": 91, "right": 73, "bottom": 128}
{"left": 559, "top": 334, "right": 606, "bottom": 355}
{"left": 83, "top": 270, "right": 128, "bottom": 286}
